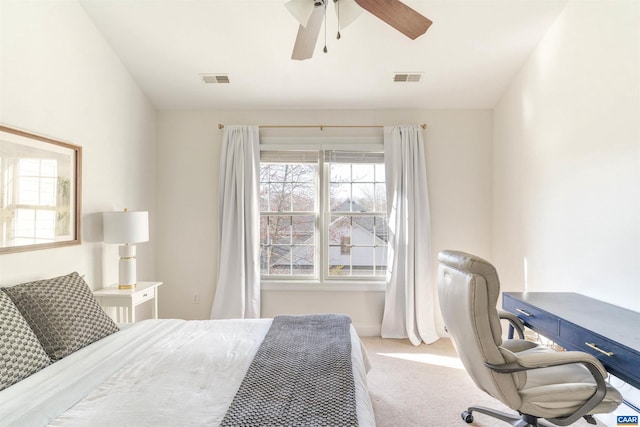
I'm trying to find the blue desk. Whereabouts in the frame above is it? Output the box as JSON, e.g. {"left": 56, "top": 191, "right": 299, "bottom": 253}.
{"left": 502, "top": 292, "right": 640, "bottom": 408}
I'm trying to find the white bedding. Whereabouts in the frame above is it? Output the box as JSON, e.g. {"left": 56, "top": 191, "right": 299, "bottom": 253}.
{"left": 0, "top": 318, "right": 375, "bottom": 426}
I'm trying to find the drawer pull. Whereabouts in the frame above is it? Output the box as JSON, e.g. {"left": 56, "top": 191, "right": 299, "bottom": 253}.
{"left": 516, "top": 308, "right": 534, "bottom": 317}
{"left": 143, "top": 293, "right": 148, "bottom": 298}
{"left": 585, "top": 342, "right": 614, "bottom": 357}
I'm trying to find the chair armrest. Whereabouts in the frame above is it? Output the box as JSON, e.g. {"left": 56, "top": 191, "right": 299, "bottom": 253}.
{"left": 515, "top": 351, "right": 608, "bottom": 379}
{"left": 498, "top": 309, "right": 525, "bottom": 339}
{"left": 486, "top": 351, "right": 608, "bottom": 426}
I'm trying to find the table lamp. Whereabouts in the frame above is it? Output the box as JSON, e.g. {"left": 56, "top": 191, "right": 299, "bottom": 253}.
{"left": 103, "top": 209, "right": 149, "bottom": 290}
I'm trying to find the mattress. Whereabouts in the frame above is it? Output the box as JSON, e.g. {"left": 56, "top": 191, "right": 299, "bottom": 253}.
{"left": 0, "top": 318, "right": 375, "bottom": 426}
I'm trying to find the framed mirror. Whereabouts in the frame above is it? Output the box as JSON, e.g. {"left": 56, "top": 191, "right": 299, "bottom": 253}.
{"left": 0, "top": 125, "right": 82, "bottom": 254}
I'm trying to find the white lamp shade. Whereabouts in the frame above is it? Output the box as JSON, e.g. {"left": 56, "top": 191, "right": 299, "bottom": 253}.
{"left": 103, "top": 211, "right": 149, "bottom": 244}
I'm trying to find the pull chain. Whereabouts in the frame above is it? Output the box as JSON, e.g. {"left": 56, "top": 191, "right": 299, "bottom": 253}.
{"left": 336, "top": 0, "right": 341, "bottom": 39}
{"left": 323, "top": 1, "right": 328, "bottom": 53}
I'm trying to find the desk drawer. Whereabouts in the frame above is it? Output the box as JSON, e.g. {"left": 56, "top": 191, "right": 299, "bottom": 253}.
{"left": 559, "top": 320, "right": 640, "bottom": 384}
{"left": 132, "top": 287, "right": 155, "bottom": 305}
{"left": 503, "top": 296, "right": 559, "bottom": 337}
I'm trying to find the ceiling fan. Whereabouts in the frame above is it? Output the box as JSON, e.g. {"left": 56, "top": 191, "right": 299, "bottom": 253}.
{"left": 285, "top": 0, "right": 432, "bottom": 60}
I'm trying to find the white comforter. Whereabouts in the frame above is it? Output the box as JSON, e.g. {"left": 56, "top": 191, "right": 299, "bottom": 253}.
{"left": 0, "top": 319, "right": 375, "bottom": 427}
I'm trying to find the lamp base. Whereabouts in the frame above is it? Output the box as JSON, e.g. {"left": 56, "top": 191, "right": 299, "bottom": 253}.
{"left": 118, "top": 244, "right": 137, "bottom": 290}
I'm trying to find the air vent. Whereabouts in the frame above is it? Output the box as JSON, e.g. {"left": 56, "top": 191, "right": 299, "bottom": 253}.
{"left": 393, "top": 73, "right": 423, "bottom": 83}
{"left": 201, "top": 74, "right": 230, "bottom": 84}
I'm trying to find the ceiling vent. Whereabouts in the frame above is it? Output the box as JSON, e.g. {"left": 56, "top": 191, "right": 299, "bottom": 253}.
{"left": 201, "top": 74, "right": 230, "bottom": 84}
{"left": 393, "top": 73, "right": 423, "bottom": 83}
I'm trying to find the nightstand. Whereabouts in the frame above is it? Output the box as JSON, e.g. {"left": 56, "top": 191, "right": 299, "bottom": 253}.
{"left": 93, "top": 281, "right": 163, "bottom": 323}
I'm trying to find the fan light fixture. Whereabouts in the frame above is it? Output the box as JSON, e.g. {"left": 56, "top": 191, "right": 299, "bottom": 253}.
{"left": 285, "top": 0, "right": 432, "bottom": 60}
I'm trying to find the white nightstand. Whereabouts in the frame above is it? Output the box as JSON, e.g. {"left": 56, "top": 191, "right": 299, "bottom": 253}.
{"left": 93, "top": 281, "right": 163, "bottom": 323}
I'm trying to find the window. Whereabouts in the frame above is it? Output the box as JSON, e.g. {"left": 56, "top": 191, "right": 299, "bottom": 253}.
{"left": 2, "top": 158, "right": 59, "bottom": 245}
{"left": 259, "top": 146, "right": 387, "bottom": 284}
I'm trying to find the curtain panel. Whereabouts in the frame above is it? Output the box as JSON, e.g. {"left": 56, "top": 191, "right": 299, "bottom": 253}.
{"left": 381, "top": 125, "right": 438, "bottom": 345}
{"left": 210, "top": 125, "right": 261, "bottom": 319}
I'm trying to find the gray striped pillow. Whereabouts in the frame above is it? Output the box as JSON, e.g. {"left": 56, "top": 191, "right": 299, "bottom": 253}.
{"left": 3, "top": 272, "right": 119, "bottom": 362}
{"left": 0, "top": 291, "right": 50, "bottom": 391}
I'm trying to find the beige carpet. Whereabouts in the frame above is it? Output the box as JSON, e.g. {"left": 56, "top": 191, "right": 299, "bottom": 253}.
{"left": 360, "top": 337, "right": 600, "bottom": 427}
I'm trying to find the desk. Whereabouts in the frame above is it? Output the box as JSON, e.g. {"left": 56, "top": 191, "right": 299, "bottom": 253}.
{"left": 502, "top": 292, "right": 640, "bottom": 395}
{"left": 94, "top": 281, "right": 162, "bottom": 323}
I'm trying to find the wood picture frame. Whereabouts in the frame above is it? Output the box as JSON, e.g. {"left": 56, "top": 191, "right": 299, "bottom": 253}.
{"left": 0, "top": 125, "right": 82, "bottom": 254}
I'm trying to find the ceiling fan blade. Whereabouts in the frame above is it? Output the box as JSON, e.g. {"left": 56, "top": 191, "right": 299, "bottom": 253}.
{"left": 291, "top": 5, "right": 325, "bottom": 60}
{"left": 285, "top": 0, "right": 315, "bottom": 27}
{"left": 354, "top": 0, "right": 432, "bottom": 40}
{"left": 335, "top": 0, "right": 364, "bottom": 30}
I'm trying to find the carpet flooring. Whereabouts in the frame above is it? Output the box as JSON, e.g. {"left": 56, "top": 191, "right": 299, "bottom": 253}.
{"left": 360, "top": 337, "right": 603, "bottom": 427}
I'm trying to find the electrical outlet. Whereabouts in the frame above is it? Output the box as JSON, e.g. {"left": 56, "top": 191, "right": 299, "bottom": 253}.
{"left": 192, "top": 293, "right": 200, "bottom": 304}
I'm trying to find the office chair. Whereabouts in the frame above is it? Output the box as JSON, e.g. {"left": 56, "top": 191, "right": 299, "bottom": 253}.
{"left": 437, "top": 250, "right": 622, "bottom": 427}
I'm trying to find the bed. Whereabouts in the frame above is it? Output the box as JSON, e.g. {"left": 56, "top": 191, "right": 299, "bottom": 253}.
{"left": 0, "top": 273, "right": 376, "bottom": 426}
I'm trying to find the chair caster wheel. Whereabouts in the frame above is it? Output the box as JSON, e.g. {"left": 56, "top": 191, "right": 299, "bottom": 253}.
{"left": 461, "top": 410, "right": 474, "bottom": 423}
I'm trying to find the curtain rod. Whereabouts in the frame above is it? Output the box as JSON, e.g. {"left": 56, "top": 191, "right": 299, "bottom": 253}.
{"left": 217, "top": 123, "right": 427, "bottom": 130}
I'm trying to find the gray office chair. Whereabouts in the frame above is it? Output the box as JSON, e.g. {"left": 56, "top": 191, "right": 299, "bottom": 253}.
{"left": 437, "top": 250, "right": 622, "bottom": 427}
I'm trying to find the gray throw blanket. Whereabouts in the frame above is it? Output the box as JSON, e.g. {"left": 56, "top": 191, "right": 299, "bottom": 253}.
{"left": 220, "top": 314, "right": 358, "bottom": 426}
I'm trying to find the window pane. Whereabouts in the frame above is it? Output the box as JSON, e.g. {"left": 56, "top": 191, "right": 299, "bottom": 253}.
{"left": 269, "top": 245, "right": 291, "bottom": 275}
{"left": 261, "top": 162, "right": 317, "bottom": 213}
{"left": 375, "top": 164, "right": 385, "bottom": 182}
{"left": 330, "top": 164, "right": 351, "bottom": 182}
{"left": 260, "top": 245, "right": 270, "bottom": 275}
{"left": 374, "top": 183, "right": 387, "bottom": 212}
{"left": 260, "top": 216, "right": 269, "bottom": 245}
{"left": 330, "top": 183, "right": 351, "bottom": 211}
{"left": 41, "top": 160, "right": 57, "bottom": 177}
{"left": 351, "top": 216, "right": 374, "bottom": 245}
{"left": 291, "top": 245, "right": 314, "bottom": 276}
{"left": 292, "top": 216, "right": 314, "bottom": 244}
{"left": 19, "top": 159, "right": 39, "bottom": 176}
{"left": 352, "top": 164, "right": 374, "bottom": 182}
{"left": 270, "top": 216, "right": 291, "bottom": 244}
{"left": 259, "top": 182, "right": 269, "bottom": 211}
{"left": 40, "top": 178, "right": 56, "bottom": 206}
{"left": 352, "top": 247, "right": 374, "bottom": 275}
{"left": 292, "top": 183, "right": 314, "bottom": 211}
{"left": 295, "top": 164, "right": 316, "bottom": 183}
{"left": 328, "top": 216, "right": 350, "bottom": 245}
{"left": 374, "top": 216, "right": 388, "bottom": 243}
{"left": 35, "top": 210, "right": 55, "bottom": 239}
{"left": 328, "top": 245, "right": 350, "bottom": 276}
{"left": 375, "top": 246, "right": 387, "bottom": 275}
{"left": 269, "top": 183, "right": 291, "bottom": 212}
{"left": 267, "top": 164, "right": 288, "bottom": 182}
{"left": 352, "top": 183, "right": 374, "bottom": 211}
{"left": 261, "top": 214, "right": 316, "bottom": 277}
{"left": 327, "top": 214, "right": 388, "bottom": 277}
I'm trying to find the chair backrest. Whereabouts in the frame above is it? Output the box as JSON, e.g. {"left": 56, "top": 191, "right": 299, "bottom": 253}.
{"left": 437, "top": 250, "right": 521, "bottom": 409}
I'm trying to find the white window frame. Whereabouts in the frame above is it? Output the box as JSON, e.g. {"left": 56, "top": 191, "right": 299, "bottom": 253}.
{"left": 260, "top": 137, "right": 386, "bottom": 292}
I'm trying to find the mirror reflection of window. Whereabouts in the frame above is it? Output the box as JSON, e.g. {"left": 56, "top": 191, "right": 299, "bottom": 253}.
{"left": 0, "top": 126, "right": 80, "bottom": 253}
{"left": 1, "top": 150, "right": 70, "bottom": 246}
{"left": 14, "top": 158, "right": 58, "bottom": 244}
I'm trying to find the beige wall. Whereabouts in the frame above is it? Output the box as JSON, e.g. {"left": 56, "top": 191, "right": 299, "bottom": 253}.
{"left": 0, "top": 1, "right": 157, "bottom": 289}
{"left": 493, "top": 1, "right": 640, "bottom": 310}
{"left": 156, "top": 109, "right": 493, "bottom": 334}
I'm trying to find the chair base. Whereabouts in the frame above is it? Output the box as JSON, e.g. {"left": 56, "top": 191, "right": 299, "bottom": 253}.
{"left": 461, "top": 406, "right": 597, "bottom": 427}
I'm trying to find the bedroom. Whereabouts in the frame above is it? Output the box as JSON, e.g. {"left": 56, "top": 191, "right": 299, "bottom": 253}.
{"left": 0, "top": 0, "right": 638, "bottom": 426}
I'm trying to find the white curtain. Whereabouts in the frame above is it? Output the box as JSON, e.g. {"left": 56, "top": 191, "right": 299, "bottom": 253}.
{"left": 210, "top": 125, "right": 261, "bottom": 319}
{"left": 381, "top": 125, "right": 438, "bottom": 345}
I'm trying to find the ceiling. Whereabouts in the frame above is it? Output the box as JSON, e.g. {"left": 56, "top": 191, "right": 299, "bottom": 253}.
{"left": 79, "top": 0, "right": 567, "bottom": 110}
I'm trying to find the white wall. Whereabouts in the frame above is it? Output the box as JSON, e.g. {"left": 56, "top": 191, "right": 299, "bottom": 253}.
{"left": 493, "top": 1, "right": 640, "bottom": 311}
{"left": 0, "top": 1, "right": 157, "bottom": 289}
{"left": 156, "top": 109, "right": 492, "bottom": 334}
